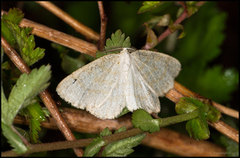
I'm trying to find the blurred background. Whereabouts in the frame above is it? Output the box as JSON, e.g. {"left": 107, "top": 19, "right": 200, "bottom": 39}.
{"left": 1, "top": 1, "right": 239, "bottom": 156}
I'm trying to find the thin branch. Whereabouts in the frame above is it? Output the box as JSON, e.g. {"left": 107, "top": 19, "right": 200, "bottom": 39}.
{"left": 97, "top": 1, "right": 108, "bottom": 51}
{"left": 157, "top": 1, "right": 206, "bottom": 43}
{"left": 208, "top": 120, "right": 239, "bottom": 143}
{"left": 1, "top": 36, "right": 84, "bottom": 157}
{"left": 36, "top": 1, "right": 100, "bottom": 41}
{"left": 170, "top": 81, "right": 239, "bottom": 119}
{"left": 20, "top": 18, "right": 98, "bottom": 57}
{"left": 13, "top": 108, "right": 226, "bottom": 156}
{"left": 165, "top": 81, "right": 239, "bottom": 143}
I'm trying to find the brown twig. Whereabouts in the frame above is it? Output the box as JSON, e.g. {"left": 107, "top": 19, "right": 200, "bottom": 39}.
{"left": 97, "top": 1, "right": 107, "bottom": 51}
{"left": 12, "top": 108, "right": 226, "bottom": 157}
{"left": 20, "top": 18, "right": 98, "bottom": 57}
{"left": 1, "top": 36, "right": 84, "bottom": 157}
{"left": 157, "top": 1, "right": 206, "bottom": 43}
{"left": 170, "top": 81, "right": 239, "bottom": 119}
{"left": 165, "top": 81, "right": 239, "bottom": 143}
{"left": 208, "top": 120, "right": 239, "bottom": 143}
{"left": 2, "top": 10, "right": 98, "bottom": 57}
{"left": 36, "top": 1, "right": 100, "bottom": 41}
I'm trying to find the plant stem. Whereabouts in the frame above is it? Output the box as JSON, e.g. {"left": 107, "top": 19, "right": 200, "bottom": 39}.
{"left": 159, "top": 110, "right": 199, "bottom": 127}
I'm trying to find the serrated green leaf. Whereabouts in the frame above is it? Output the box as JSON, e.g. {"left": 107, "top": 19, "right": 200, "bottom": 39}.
{"left": 101, "top": 133, "right": 146, "bottom": 156}
{"left": 138, "top": 1, "right": 163, "bottom": 14}
{"left": 26, "top": 103, "right": 46, "bottom": 143}
{"left": 4, "top": 20, "right": 44, "bottom": 66}
{"left": 114, "top": 126, "right": 126, "bottom": 134}
{"left": 3, "top": 65, "right": 51, "bottom": 125}
{"left": 83, "top": 137, "right": 106, "bottom": 157}
{"left": 100, "top": 127, "right": 112, "bottom": 137}
{"left": 1, "top": 123, "right": 28, "bottom": 154}
{"left": 1, "top": 86, "right": 9, "bottom": 125}
{"left": 83, "top": 127, "right": 113, "bottom": 156}
{"left": 96, "top": 30, "right": 131, "bottom": 58}
{"left": 29, "top": 118, "right": 41, "bottom": 143}
{"left": 132, "top": 109, "right": 161, "bottom": 133}
{"left": 2, "top": 8, "right": 24, "bottom": 24}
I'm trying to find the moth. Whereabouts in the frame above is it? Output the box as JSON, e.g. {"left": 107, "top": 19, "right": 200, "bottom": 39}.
{"left": 56, "top": 48, "right": 181, "bottom": 119}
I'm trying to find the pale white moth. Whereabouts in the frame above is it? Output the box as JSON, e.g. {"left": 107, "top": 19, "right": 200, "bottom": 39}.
{"left": 56, "top": 48, "right": 181, "bottom": 119}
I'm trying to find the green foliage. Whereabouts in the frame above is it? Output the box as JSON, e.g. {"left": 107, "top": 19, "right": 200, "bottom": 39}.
{"left": 101, "top": 133, "right": 146, "bottom": 156}
{"left": 1, "top": 123, "right": 28, "bottom": 154}
{"left": 27, "top": 103, "right": 46, "bottom": 143}
{"left": 52, "top": 43, "right": 86, "bottom": 74}
{"left": 1, "top": 8, "right": 24, "bottom": 46}
{"left": 1, "top": 65, "right": 51, "bottom": 153}
{"left": 138, "top": 1, "right": 163, "bottom": 14}
{"left": 176, "top": 97, "right": 221, "bottom": 140}
{"left": 83, "top": 127, "right": 146, "bottom": 157}
{"left": 96, "top": 29, "right": 131, "bottom": 58}
{"left": 83, "top": 137, "right": 105, "bottom": 157}
{"left": 173, "top": 2, "right": 238, "bottom": 104}
{"left": 132, "top": 109, "right": 161, "bottom": 133}
{"left": 1, "top": 8, "right": 45, "bottom": 66}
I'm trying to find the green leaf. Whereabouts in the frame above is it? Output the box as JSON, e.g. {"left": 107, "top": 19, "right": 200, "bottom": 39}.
{"left": 83, "top": 127, "right": 112, "bottom": 157}
{"left": 205, "top": 104, "right": 221, "bottom": 123}
{"left": 138, "top": 1, "right": 163, "bottom": 14}
{"left": 176, "top": 97, "right": 220, "bottom": 123}
{"left": 176, "top": 97, "right": 212, "bottom": 140}
{"left": 2, "top": 65, "right": 51, "bottom": 125}
{"left": 1, "top": 123, "right": 28, "bottom": 154}
{"left": 186, "top": 117, "right": 210, "bottom": 141}
{"left": 1, "top": 8, "right": 24, "bottom": 47}
{"left": 51, "top": 43, "right": 86, "bottom": 74}
{"left": 96, "top": 29, "right": 131, "bottom": 58}
{"left": 83, "top": 137, "right": 105, "bottom": 157}
{"left": 132, "top": 109, "right": 161, "bottom": 133}
{"left": 100, "top": 127, "right": 112, "bottom": 137}
{"left": 2, "top": 8, "right": 24, "bottom": 24}
{"left": 27, "top": 102, "right": 46, "bottom": 143}
{"left": 114, "top": 126, "right": 126, "bottom": 134}
{"left": 175, "top": 97, "right": 200, "bottom": 114}
{"left": 3, "top": 16, "right": 45, "bottom": 66}
{"left": 102, "top": 133, "right": 146, "bottom": 156}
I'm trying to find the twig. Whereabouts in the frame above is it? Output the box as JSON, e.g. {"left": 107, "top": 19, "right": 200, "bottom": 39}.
{"left": 1, "top": 36, "right": 84, "bottom": 157}
{"left": 208, "top": 120, "right": 239, "bottom": 143}
{"left": 97, "top": 1, "right": 107, "bottom": 51}
{"left": 12, "top": 108, "right": 226, "bottom": 157}
{"left": 1, "top": 9, "right": 98, "bottom": 57}
{"left": 165, "top": 81, "right": 239, "bottom": 143}
{"left": 20, "top": 18, "right": 98, "bottom": 57}
{"left": 170, "top": 81, "right": 239, "bottom": 119}
{"left": 157, "top": 1, "right": 206, "bottom": 43}
{"left": 36, "top": 1, "right": 100, "bottom": 41}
